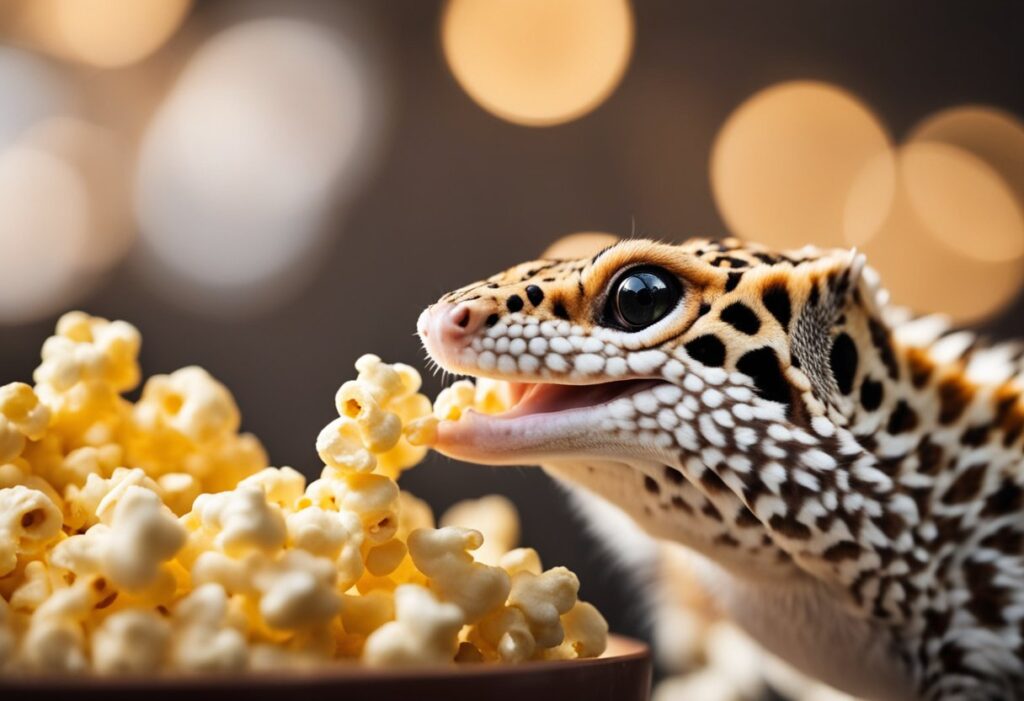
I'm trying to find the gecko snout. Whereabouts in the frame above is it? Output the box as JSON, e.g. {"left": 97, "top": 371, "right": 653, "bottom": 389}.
{"left": 418, "top": 301, "right": 490, "bottom": 351}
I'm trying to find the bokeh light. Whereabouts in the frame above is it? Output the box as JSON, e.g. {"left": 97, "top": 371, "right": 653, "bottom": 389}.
{"left": 0, "top": 46, "right": 67, "bottom": 148}
{"left": 543, "top": 231, "right": 620, "bottom": 259}
{"left": 11, "top": 0, "right": 191, "bottom": 68}
{"left": 846, "top": 143, "right": 1024, "bottom": 322}
{"left": 22, "top": 116, "right": 134, "bottom": 271}
{"left": 442, "top": 0, "right": 634, "bottom": 127}
{"left": 0, "top": 144, "right": 90, "bottom": 323}
{"left": 135, "top": 16, "right": 380, "bottom": 315}
{"left": 908, "top": 106, "right": 1024, "bottom": 262}
{"left": 712, "top": 81, "right": 895, "bottom": 250}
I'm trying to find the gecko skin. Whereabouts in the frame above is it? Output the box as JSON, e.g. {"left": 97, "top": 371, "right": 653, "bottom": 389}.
{"left": 418, "top": 237, "right": 1024, "bottom": 700}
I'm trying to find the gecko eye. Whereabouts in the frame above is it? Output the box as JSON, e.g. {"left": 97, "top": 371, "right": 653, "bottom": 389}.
{"left": 607, "top": 267, "right": 681, "bottom": 330}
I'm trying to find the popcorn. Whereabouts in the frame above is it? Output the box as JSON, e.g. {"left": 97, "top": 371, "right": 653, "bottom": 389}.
{"left": 92, "top": 610, "right": 171, "bottom": 674}
{"left": 0, "top": 485, "right": 62, "bottom": 576}
{"left": 191, "top": 485, "right": 287, "bottom": 556}
{"left": 407, "top": 527, "right": 510, "bottom": 623}
{"left": 286, "top": 507, "right": 364, "bottom": 588}
{"left": 171, "top": 584, "right": 249, "bottom": 672}
{"left": 0, "top": 383, "right": 50, "bottom": 463}
{"left": 508, "top": 567, "right": 580, "bottom": 648}
{"left": 253, "top": 550, "right": 341, "bottom": 631}
{"left": 102, "top": 485, "right": 185, "bottom": 590}
{"left": 550, "top": 602, "right": 609, "bottom": 659}
{"left": 362, "top": 584, "right": 464, "bottom": 667}
{"left": 0, "top": 314, "right": 607, "bottom": 675}
{"left": 470, "top": 605, "right": 536, "bottom": 662}
{"left": 441, "top": 495, "right": 520, "bottom": 566}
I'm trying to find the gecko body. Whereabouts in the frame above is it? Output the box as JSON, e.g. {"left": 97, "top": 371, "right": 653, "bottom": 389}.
{"left": 418, "top": 237, "right": 1024, "bottom": 700}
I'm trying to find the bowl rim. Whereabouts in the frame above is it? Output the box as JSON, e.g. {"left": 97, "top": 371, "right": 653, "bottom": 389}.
{"left": 0, "top": 634, "right": 649, "bottom": 690}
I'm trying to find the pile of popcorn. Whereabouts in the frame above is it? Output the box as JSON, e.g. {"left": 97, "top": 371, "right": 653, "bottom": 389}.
{"left": 0, "top": 312, "right": 607, "bottom": 675}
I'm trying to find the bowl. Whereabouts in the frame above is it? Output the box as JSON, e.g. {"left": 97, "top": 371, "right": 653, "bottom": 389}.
{"left": 0, "top": 634, "right": 651, "bottom": 701}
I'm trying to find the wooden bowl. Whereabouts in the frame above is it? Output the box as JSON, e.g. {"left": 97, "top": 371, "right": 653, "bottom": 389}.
{"left": 0, "top": 634, "right": 651, "bottom": 701}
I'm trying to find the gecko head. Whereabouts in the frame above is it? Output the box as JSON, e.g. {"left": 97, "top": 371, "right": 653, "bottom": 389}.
{"left": 419, "top": 237, "right": 877, "bottom": 474}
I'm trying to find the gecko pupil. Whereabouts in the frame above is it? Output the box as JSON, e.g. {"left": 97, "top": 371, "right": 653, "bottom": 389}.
{"left": 611, "top": 268, "right": 679, "bottom": 330}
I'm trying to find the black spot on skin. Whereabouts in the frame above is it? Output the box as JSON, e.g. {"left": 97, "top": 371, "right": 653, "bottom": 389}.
{"left": 664, "top": 466, "right": 684, "bottom": 485}
{"left": 860, "top": 377, "right": 884, "bottom": 411}
{"left": 768, "top": 513, "right": 811, "bottom": 540}
{"left": 552, "top": 301, "right": 569, "bottom": 320}
{"left": 485, "top": 314, "right": 499, "bottom": 327}
{"left": 868, "top": 318, "right": 900, "bottom": 381}
{"left": 830, "top": 333, "right": 858, "bottom": 395}
{"left": 736, "top": 347, "right": 791, "bottom": 406}
{"left": 823, "top": 541, "right": 863, "bottom": 562}
{"left": 790, "top": 352, "right": 801, "bottom": 369}
{"left": 700, "top": 500, "right": 722, "bottom": 521}
{"left": 808, "top": 283, "right": 820, "bottom": 307}
{"left": 724, "top": 271, "right": 743, "bottom": 292}
{"left": 916, "top": 438, "right": 945, "bottom": 475}
{"left": 711, "top": 255, "right": 749, "bottom": 269}
{"left": 874, "top": 511, "right": 905, "bottom": 539}
{"left": 699, "top": 469, "right": 728, "bottom": 494}
{"left": 685, "top": 335, "right": 726, "bottom": 367}
{"left": 713, "top": 533, "right": 740, "bottom": 547}
{"left": 761, "top": 284, "right": 791, "bottom": 329}
{"left": 886, "top": 400, "right": 919, "bottom": 434}
{"left": 487, "top": 283, "right": 500, "bottom": 289}
{"left": 982, "top": 479, "right": 1022, "bottom": 517}
{"left": 961, "top": 424, "right": 991, "bottom": 447}
{"left": 506, "top": 295, "right": 523, "bottom": 313}
{"left": 643, "top": 476, "right": 661, "bottom": 494}
{"left": 670, "top": 495, "right": 693, "bottom": 514}
{"left": 964, "top": 561, "right": 1009, "bottom": 627}
{"left": 938, "top": 378, "right": 975, "bottom": 425}
{"left": 720, "top": 302, "right": 761, "bottom": 335}
{"left": 577, "top": 279, "right": 585, "bottom": 299}
{"left": 525, "top": 285, "right": 544, "bottom": 306}
{"left": 980, "top": 527, "right": 1023, "bottom": 555}
{"left": 735, "top": 508, "right": 760, "bottom": 528}
{"left": 697, "top": 302, "right": 711, "bottom": 318}
{"left": 942, "top": 463, "right": 987, "bottom": 505}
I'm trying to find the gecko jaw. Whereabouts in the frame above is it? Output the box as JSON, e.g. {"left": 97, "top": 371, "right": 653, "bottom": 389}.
{"left": 433, "top": 377, "right": 663, "bottom": 465}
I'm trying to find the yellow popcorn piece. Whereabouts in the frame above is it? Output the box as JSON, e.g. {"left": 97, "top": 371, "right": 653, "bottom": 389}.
{"left": 507, "top": 566, "right": 580, "bottom": 648}
{"left": 441, "top": 494, "right": 520, "bottom": 566}
{"left": 0, "top": 485, "right": 63, "bottom": 576}
{"left": 253, "top": 551, "right": 342, "bottom": 631}
{"left": 91, "top": 610, "right": 172, "bottom": 674}
{"left": 470, "top": 605, "right": 536, "bottom": 662}
{"left": 102, "top": 486, "right": 185, "bottom": 590}
{"left": 0, "top": 312, "right": 607, "bottom": 674}
{"left": 171, "top": 584, "right": 249, "bottom": 672}
{"left": 407, "top": 526, "right": 511, "bottom": 623}
{"left": 499, "top": 547, "right": 544, "bottom": 577}
{"left": 362, "top": 584, "right": 464, "bottom": 667}
{"left": 191, "top": 485, "right": 287, "bottom": 556}
{"left": 432, "top": 380, "right": 477, "bottom": 421}
{"left": 0, "top": 383, "right": 50, "bottom": 463}
{"left": 554, "top": 601, "right": 609, "bottom": 659}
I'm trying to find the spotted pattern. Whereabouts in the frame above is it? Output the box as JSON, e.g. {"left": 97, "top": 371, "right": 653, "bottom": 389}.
{"left": 428, "top": 236, "right": 1024, "bottom": 699}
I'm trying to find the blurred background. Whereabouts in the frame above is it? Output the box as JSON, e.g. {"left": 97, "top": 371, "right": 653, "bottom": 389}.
{"left": 0, "top": 0, "right": 1022, "bottom": 695}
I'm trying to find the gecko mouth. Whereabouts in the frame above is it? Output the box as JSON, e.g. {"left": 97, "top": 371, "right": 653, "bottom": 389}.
{"left": 434, "top": 377, "right": 663, "bottom": 465}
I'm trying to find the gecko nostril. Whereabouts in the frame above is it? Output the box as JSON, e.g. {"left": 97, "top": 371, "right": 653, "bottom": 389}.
{"left": 453, "top": 306, "right": 471, "bottom": 329}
